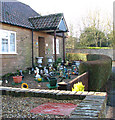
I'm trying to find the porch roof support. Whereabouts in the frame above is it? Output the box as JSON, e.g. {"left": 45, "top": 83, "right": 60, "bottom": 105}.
{"left": 32, "top": 29, "right": 34, "bottom": 68}
{"left": 63, "top": 32, "right": 65, "bottom": 63}
{"left": 54, "top": 30, "right": 57, "bottom": 63}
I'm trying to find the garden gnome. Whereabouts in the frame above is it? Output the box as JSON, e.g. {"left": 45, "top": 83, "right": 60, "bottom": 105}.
{"left": 44, "top": 67, "right": 48, "bottom": 74}
{"left": 34, "top": 67, "right": 40, "bottom": 78}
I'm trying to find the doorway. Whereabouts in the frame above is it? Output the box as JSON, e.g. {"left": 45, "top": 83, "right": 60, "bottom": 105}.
{"left": 38, "top": 37, "right": 45, "bottom": 65}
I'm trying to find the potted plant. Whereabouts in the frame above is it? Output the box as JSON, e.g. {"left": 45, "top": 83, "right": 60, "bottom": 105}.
{"left": 49, "top": 77, "right": 57, "bottom": 86}
{"left": 13, "top": 76, "right": 22, "bottom": 83}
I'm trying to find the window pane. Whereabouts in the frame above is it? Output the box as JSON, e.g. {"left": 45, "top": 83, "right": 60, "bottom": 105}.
{"left": 56, "top": 39, "right": 59, "bottom": 54}
{"left": 2, "top": 39, "right": 8, "bottom": 52}
{"left": 10, "top": 33, "right": 15, "bottom": 52}
{"left": 53, "top": 39, "right": 59, "bottom": 54}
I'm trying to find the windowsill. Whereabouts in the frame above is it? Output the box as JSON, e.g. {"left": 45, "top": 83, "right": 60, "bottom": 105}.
{"left": 53, "top": 53, "right": 60, "bottom": 55}
{"left": 0, "top": 52, "right": 18, "bottom": 55}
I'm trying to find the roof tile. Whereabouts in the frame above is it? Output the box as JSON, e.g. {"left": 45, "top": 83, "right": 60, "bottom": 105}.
{"left": 29, "top": 13, "right": 63, "bottom": 30}
{"left": 1, "top": 1, "right": 40, "bottom": 28}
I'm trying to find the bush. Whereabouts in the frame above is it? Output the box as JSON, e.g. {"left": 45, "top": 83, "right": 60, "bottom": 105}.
{"left": 66, "top": 53, "right": 112, "bottom": 91}
{"left": 66, "top": 53, "right": 87, "bottom": 61}
{"left": 79, "top": 54, "right": 112, "bottom": 91}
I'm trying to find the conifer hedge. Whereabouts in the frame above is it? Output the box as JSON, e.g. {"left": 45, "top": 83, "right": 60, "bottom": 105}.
{"left": 66, "top": 53, "right": 112, "bottom": 91}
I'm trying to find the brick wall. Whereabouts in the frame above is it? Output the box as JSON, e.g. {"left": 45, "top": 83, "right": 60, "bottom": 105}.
{"left": 0, "top": 86, "right": 107, "bottom": 118}
{"left": 1, "top": 23, "right": 64, "bottom": 76}
{"left": 58, "top": 72, "right": 88, "bottom": 91}
{"left": 66, "top": 48, "right": 114, "bottom": 60}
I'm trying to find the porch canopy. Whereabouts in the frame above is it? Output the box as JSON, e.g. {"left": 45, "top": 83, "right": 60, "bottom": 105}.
{"left": 29, "top": 13, "right": 68, "bottom": 63}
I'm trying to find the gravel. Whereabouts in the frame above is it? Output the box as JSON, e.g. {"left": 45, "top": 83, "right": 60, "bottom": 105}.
{"left": 2, "top": 95, "right": 82, "bottom": 119}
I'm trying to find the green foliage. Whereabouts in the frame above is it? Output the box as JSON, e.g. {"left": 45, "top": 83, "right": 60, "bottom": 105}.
{"left": 107, "top": 31, "right": 114, "bottom": 47}
{"left": 85, "top": 47, "right": 112, "bottom": 49}
{"left": 66, "top": 53, "right": 87, "bottom": 61}
{"left": 66, "top": 53, "right": 112, "bottom": 91}
{"left": 56, "top": 58, "right": 62, "bottom": 64}
{"left": 79, "top": 54, "right": 112, "bottom": 91}
{"left": 66, "top": 36, "right": 77, "bottom": 49}
{"left": 80, "top": 27, "right": 108, "bottom": 47}
{"left": 74, "top": 46, "right": 112, "bottom": 49}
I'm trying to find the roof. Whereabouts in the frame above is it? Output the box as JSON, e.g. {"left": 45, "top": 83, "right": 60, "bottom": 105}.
{"left": 0, "top": 0, "right": 40, "bottom": 28}
{"left": 29, "top": 13, "right": 68, "bottom": 32}
{"left": 0, "top": 1, "right": 68, "bottom": 32}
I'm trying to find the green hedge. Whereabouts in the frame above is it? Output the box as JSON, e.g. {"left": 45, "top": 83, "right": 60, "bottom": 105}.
{"left": 66, "top": 53, "right": 112, "bottom": 91}
{"left": 66, "top": 53, "right": 87, "bottom": 61}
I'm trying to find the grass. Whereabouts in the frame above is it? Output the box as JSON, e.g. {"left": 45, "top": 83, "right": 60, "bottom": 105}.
{"left": 86, "top": 47, "right": 113, "bottom": 49}
{"left": 66, "top": 47, "right": 113, "bottom": 49}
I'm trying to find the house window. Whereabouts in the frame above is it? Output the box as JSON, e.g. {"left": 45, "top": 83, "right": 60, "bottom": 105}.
{"left": 0, "top": 29, "right": 16, "bottom": 54}
{"left": 53, "top": 38, "right": 59, "bottom": 54}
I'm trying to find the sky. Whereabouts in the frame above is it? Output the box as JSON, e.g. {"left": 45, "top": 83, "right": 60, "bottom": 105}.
{"left": 18, "top": 0, "right": 114, "bottom": 36}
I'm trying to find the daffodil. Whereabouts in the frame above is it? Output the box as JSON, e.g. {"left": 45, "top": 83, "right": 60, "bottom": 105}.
{"left": 72, "top": 82, "right": 85, "bottom": 92}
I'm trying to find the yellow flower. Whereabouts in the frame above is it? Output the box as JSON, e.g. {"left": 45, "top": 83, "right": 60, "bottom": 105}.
{"left": 21, "top": 83, "right": 28, "bottom": 89}
{"left": 72, "top": 82, "right": 85, "bottom": 92}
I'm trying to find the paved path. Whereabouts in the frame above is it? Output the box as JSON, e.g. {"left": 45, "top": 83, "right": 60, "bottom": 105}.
{"left": 106, "top": 62, "right": 115, "bottom": 119}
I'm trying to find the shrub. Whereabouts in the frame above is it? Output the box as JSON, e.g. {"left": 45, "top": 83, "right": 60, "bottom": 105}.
{"left": 66, "top": 53, "right": 87, "bottom": 61}
{"left": 66, "top": 53, "right": 112, "bottom": 91}
{"left": 79, "top": 54, "right": 112, "bottom": 91}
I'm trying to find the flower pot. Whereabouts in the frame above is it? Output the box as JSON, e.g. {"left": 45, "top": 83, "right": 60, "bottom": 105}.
{"left": 49, "top": 77, "right": 57, "bottom": 86}
{"left": 13, "top": 76, "right": 22, "bottom": 83}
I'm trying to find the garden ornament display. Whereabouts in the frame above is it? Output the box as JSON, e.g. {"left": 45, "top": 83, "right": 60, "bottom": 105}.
{"left": 21, "top": 83, "right": 28, "bottom": 89}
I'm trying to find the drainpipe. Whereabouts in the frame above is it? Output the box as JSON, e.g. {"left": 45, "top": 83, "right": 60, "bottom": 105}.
{"left": 32, "top": 29, "right": 34, "bottom": 69}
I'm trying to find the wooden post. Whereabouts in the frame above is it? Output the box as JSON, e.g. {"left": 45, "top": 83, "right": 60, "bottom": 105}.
{"left": 32, "top": 30, "right": 34, "bottom": 68}
{"left": 63, "top": 32, "right": 65, "bottom": 63}
{"left": 54, "top": 30, "right": 56, "bottom": 63}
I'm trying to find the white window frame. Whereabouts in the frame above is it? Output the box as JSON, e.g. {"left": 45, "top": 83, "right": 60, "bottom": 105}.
{"left": 0, "top": 29, "right": 17, "bottom": 54}
{"left": 53, "top": 38, "right": 60, "bottom": 54}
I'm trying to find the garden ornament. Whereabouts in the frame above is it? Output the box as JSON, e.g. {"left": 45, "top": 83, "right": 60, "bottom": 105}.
{"left": 44, "top": 67, "right": 48, "bottom": 74}
{"left": 34, "top": 67, "right": 40, "bottom": 78}
{"left": 19, "top": 69, "right": 24, "bottom": 79}
{"left": 21, "top": 83, "right": 28, "bottom": 89}
{"left": 65, "top": 61, "right": 69, "bottom": 66}
{"left": 5, "top": 80, "right": 8, "bottom": 84}
{"left": 0, "top": 80, "right": 2, "bottom": 85}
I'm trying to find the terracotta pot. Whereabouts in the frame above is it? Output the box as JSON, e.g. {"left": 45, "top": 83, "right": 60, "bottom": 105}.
{"left": 13, "top": 76, "right": 22, "bottom": 83}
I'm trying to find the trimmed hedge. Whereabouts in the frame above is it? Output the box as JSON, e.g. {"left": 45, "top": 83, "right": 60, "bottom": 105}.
{"left": 66, "top": 53, "right": 112, "bottom": 91}
{"left": 66, "top": 53, "right": 88, "bottom": 61}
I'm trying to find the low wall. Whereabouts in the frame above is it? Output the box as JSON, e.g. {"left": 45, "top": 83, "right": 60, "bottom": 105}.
{"left": 1, "top": 86, "right": 107, "bottom": 118}
{"left": 67, "top": 72, "right": 88, "bottom": 91}
{"left": 58, "top": 72, "right": 88, "bottom": 91}
{"left": 66, "top": 48, "right": 114, "bottom": 60}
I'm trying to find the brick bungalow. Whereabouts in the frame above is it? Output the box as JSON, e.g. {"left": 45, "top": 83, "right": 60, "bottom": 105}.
{"left": 0, "top": 1, "right": 68, "bottom": 76}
